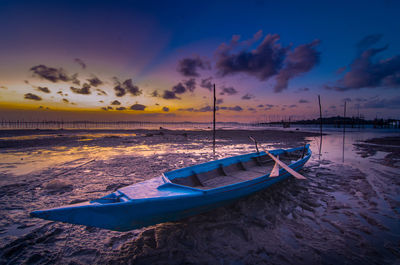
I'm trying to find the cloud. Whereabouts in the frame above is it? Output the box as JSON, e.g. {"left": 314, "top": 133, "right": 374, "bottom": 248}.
{"left": 151, "top": 90, "right": 159, "bottom": 97}
{"left": 130, "top": 103, "right": 146, "bottom": 110}
{"left": 178, "top": 107, "right": 194, "bottom": 112}
{"left": 101, "top": 106, "right": 113, "bottom": 111}
{"left": 200, "top": 77, "right": 213, "bottom": 91}
{"left": 264, "top": 104, "right": 274, "bottom": 110}
{"left": 172, "top": 83, "right": 187, "bottom": 94}
{"left": 0, "top": 85, "right": 7, "bottom": 89}
{"left": 216, "top": 98, "right": 224, "bottom": 104}
{"left": 162, "top": 90, "right": 180, "bottom": 100}
{"left": 274, "top": 40, "right": 320, "bottom": 92}
{"left": 325, "top": 35, "right": 400, "bottom": 91}
{"left": 24, "top": 93, "right": 42, "bottom": 101}
{"left": 37, "top": 86, "right": 50, "bottom": 93}
{"left": 216, "top": 34, "right": 285, "bottom": 80}
{"left": 113, "top": 78, "right": 142, "bottom": 97}
{"left": 116, "top": 107, "right": 126, "bottom": 111}
{"left": 241, "top": 93, "right": 254, "bottom": 100}
{"left": 198, "top": 106, "right": 213, "bottom": 112}
{"left": 362, "top": 96, "right": 400, "bottom": 109}
{"left": 96, "top": 88, "right": 107, "bottom": 95}
{"left": 74, "top": 58, "right": 86, "bottom": 69}
{"left": 87, "top": 76, "right": 103, "bottom": 87}
{"left": 299, "top": 99, "right": 309, "bottom": 103}
{"left": 220, "top": 105, "right": 243, "bottom": 111}
{"left": 124, "top": 79, "right": 142, "bottom": 96}
{"left": 62, "top": 98, "right": 70, "bottom": 103}
{"left": 289, "top": 104, "right": 297, "bottom": 108}
{"left": 177, "top": 56, "right": 209, "bottom": 77}
{"left": 70, "top": 83, "right": 91, "bottom": 94}
{"left": 220, "top": 86, "right": 238, "bottom": 95}
{"left": 171, "top": 79, "right": 197, "bottom": 95}
{"left": 248, "top": 107, "right": 256, "bottom": 112}
{"left": 162, "top": 106, "right": 169, "bottom": 112}
{"left": 111, "top": 100, "right": 121, "bottom": 105}
{"left": 295, "top": 87, "right": 310, "bottom": 93}
{"left": 357, "top": 34, "right": 383, "bottom": 51}
{"left": 184, "top": 78, "right": 196, "bottom": 92}
{"left": 30, "top": 64, "right": 80, "bottom": 85}
{"left": 216, "top": 33, "right": 320, "bottom": 92}
{"left": 178, "top": 106, "right": 214, "bottom": 112}
{"left": 114, "top": 84, "right": 126, "bottom": 97}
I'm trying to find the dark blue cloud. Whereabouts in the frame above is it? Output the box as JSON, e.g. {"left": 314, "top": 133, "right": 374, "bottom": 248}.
{"left": 325, "top": 35, "right": 400, "bottom": 91}
{"left": 113, "top": 78, "right": 142, "bottom": 97}
{"left": 37, "top": 86, "right": 50, "bottom": 93}
{"left": 172, "top": 83, "right": 187, "bottom": 94}
{"left": 24, "top": 93, "right": 42, "bottom": 101}
{"left": 70, "top": 83, "right": 91, "bottom": 94}
{"left": 220, "top": 86, "right": 238, "bottom": 95}
{"left": 87, "top": 75, "right": 103, "bottom": 87}
{"left": 200, "top": 77, "right": 213, "bottom": 91}
{"left": 162, "top": 90, "right": 180, "bottom": 100}
{"left": 130, "top": 103, "right": 146, "bottom": 110}
{"left": 363, "top": 96, "right": 400, "bottom": 109}
{"left": 30, "top": 64, "right": 80, "bottom": 85}
{"left": 357, "top": 34, "right": 383, "bottom": 51}
{"left": 177, "top": 56, "right": 209, "bottom": 77}
{"left": 241, "top": 93, "right": 254, "bottom": 100}
{"left": 216, "top": 33, "right": 320, "bottom": 92}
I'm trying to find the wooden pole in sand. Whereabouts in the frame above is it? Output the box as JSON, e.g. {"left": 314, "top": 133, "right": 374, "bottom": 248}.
{"left": 342, "top": 101, "right": 347, "bottom": 163}
{"left": 318, "top": 95, "right": 323, "bottom": 157}
{"left": 213, "top": 84, "right": 216, "bottom": 153}
{"left": 318, "top": 95, "right": 322, "bottom": 135}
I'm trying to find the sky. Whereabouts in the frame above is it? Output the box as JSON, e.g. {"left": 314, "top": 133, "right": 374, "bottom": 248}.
{"left": 1, "top": 0, "right": 400, "bottom": 122}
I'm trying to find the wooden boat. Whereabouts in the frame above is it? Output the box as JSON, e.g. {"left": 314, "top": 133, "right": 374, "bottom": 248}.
{"left": 31, "top": 144, "right": 311, "bottom": 231}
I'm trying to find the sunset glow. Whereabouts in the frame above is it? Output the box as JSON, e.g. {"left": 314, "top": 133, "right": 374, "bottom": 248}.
{"left": 1, "top": 0, "right": 400, "bottom": 122}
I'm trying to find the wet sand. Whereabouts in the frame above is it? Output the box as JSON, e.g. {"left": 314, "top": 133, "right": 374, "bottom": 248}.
{"left": 0, "top": 129, "right": 399, "bottom": 264}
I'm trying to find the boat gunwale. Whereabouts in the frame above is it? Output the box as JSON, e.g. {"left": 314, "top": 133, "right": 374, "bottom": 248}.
{"left": 161, "top": 145, "right": 311, "bottom": 194}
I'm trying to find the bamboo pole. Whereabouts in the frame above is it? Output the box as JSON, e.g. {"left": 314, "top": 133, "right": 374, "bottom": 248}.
{"left": 342, "top": 101, "right": 347, "bottom": 163}
{"left": 318, "top": 95, "right": 323, "bottom": 157}
{"left": 213, "top": 84, "right": 216, "bottom": 153}
{"left": 318, "top": 95, "right": 322, "bottom": 135}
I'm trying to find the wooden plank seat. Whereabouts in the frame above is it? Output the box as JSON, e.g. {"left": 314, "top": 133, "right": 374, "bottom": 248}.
{"left": 171, "top": 154, "right": 297, "bottom": 189}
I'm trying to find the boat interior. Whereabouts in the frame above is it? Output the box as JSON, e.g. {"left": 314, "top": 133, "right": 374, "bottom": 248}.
{"left": 170, "top": 149, "right": 306, "bottom": 189}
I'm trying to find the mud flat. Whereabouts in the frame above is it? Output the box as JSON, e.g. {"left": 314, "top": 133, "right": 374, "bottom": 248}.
{"left": 0, "top": 129, "right": 399, "bottom": 264}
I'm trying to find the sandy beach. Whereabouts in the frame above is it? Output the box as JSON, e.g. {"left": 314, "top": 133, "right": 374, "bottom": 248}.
{"left": 0, "top": 128, "right": 399, "bottom": 264}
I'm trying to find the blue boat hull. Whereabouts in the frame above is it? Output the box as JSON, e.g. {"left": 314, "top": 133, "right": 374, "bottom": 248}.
{"left": 31, "top": 145, "right": 311, "bottom": 231}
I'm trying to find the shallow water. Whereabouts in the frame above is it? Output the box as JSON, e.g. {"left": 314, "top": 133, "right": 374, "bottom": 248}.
{"left": 0, "top": 129, "right": 399, "bottom": 264}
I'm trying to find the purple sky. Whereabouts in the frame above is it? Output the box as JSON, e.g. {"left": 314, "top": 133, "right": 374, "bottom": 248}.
{"left": 1, "top": 0, "right": 399, "bottom": 122}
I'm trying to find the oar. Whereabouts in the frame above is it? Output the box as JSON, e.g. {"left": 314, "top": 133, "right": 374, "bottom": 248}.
{"left": 248, "top": 136, "right": 307, "bottom": 180}
{"left": 269, "top": 155, "right": 280, "bottom": 177}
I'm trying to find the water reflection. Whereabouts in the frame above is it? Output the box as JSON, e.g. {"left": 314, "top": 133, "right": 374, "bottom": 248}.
{"left": 0, "top": 138, "right": 278, "bottom": 177}
{"left": 308, "top": 130, "right": 396, "bottom": 165}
